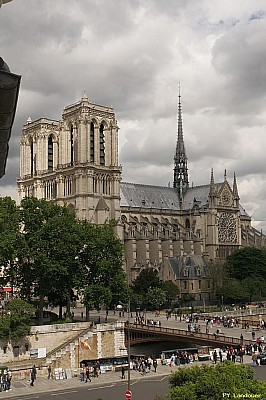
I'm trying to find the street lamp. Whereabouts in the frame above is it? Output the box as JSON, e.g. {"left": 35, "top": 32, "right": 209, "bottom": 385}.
{"left": 0, "top": 0, "right": 13, "bottom": 7}
{"left": 117, "top": 302, "right": 131, "bottom": 392}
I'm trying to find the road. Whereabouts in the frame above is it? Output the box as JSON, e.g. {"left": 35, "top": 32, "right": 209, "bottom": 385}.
{"left": 5, "top": 375, "right": 170, "bottom": 400}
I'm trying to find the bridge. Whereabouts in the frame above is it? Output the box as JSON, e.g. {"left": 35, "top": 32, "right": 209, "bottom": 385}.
{"left": 125, "top": 322, "right": 249, "bottom": 348}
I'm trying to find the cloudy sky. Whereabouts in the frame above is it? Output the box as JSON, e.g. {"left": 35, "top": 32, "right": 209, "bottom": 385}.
{"left": 1, "top": 0, "right": 266, "bottom": 231}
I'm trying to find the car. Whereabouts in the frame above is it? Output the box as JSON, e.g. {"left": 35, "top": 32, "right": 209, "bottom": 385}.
{"left": 259, "top": 352, "right": 266, "bottom": 365}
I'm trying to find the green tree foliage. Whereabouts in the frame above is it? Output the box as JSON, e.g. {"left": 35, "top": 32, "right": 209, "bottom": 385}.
{"left": 14, "top": 197, "right": 80, "bottom": 324}
{"left": 161, "top": 280, "right": 179, "bottom": 304}
{"left": 146, "top": 287, "right": 167, "bottom": 310}
{"left": 0, "top": 197, "right": 22, "bottom": 288}
{"left": 75, "top": 220, "right": 127, "bottom": 316}
{"left": 131, "top": 268, "right": 161, "bottom": 296}
{"left": 0, "top": 196, "right": 127, "bottom": 328}
{"left": 167, "top": 363, "right": 266, "bottom": 400}
{"left": 0, "top": 299, "right": 34, "bottom": 341}
{"left": 221, "top": 278, "right": 249, "bottom": 303}
{"left": 227, "top": 247, "right": 266, "bottom": 280}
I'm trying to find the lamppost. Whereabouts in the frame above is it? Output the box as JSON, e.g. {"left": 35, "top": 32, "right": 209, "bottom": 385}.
{"left": 117, "top": 302, "right": 131, "bottom": 392}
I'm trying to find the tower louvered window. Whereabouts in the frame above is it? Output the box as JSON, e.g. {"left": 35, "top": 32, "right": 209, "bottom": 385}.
{"left": 70, "top": 125, "right": 74, "bottom": 166}
{"left": 99, "top": 123, "right": 105, "bottom": 165}
{"left": 30, "top": 140, "right": 34, "bottom": 176}
{"left": 90, "top": 122, "right": 95, "bottom": 163}
{"left": 48, "top": 135, "right": 53, "bottom": 170}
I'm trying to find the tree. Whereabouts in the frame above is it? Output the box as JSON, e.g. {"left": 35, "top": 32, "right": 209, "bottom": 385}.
{"left": 76, "top": 220, "right": 128, "bottom": 319}
{"left": 161, "top": 280, "right": 179, "bottom": 306}
{"left": 146, "top": 287, "right": 166, "bottom": 310}
{"left": 0, "top": 197, "right": 22, "bottom": 290}
{"left": 10, "top": 197, "right": 81, "bottom": 325}
{"left": 220, "top": 278, "right": 249, "bottom": 304}
{"left": 242, "top": 276, "right": 266, "bottom": 303}
{"left": 227, "top": 247, "right": 266, "bottom": 280}
{"left": 167, "top": 363, "right": 266, "bottom": 400}
{"left": 0, "top": 299, "right": 34, "bottom": 342}
{"left": 131, "top": 268, "right": 161, "bottom": 296}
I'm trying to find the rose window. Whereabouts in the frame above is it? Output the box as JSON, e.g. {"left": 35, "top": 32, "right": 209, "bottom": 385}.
{"left": 218, "top": 213, "right": 237, "bottom": 243}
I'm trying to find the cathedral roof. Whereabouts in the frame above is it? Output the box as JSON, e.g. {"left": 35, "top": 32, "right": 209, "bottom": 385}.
{"left": 120, "top": 182, "right": 180, "bottom": 210}
{"left": 120, "top": 181, "right": 250, "bottom": 217}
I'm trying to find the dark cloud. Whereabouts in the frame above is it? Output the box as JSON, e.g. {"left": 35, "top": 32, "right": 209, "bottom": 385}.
{"left": 1, "top": 0, "right": 266, "bottom": 231}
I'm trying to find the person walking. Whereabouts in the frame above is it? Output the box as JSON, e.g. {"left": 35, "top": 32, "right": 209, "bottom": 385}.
{"left": 6, "top": 369, "right": 12, "bottom": 391}
{"left": 30, "top": 365, "right": 37, "bottom": 386}
{"left": 121, "top": 365, "right": 125, "bottom": 379}
{"left": 153, "top": 359, "right": 158, "bottom": 373}
{"left": 85, "top": 366, "right": 91, "bottom": 383}
{"left": 213, "top": 350, "right": 218, "bottom": 364}
{"left": 47, "top": 366, "right": 52, "bottom": 380}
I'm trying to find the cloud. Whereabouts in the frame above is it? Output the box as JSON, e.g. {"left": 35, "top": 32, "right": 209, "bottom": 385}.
{"left": 1, "top": 0, "right": 266, "bottom": 232}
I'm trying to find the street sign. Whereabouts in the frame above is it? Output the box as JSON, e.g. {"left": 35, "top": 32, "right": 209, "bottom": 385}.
{"left": 125, "top": 390, "right": 132, "bottom": 399}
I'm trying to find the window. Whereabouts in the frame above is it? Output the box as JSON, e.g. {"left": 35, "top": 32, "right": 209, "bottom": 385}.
{"left": 99, "top": 123, "right": 105, "bottom": 165}
{"left": 191, "top": 282, "right": 194, "bottom": 290}
{"left": 48, "top": 135, "right": 53, "bottom": 170}
{"left": 184, "top": 281, "right": 187, "bottom": 289}
{"left": 185, "top": 218, "right": 190, "bottom": 229}
{"left": 70, "top": 125, "right": 74, "bottom": 165}
{"left": 90, "top": 122, "right": 95, "bottom": 163}
{"left": 30, "top": 140, "right": 34, "bottom": 175}
{"left": 183, "top": 268, "right": 189, "bottom": 277}
{"left": 199, "top": 280, "right": 201, "bottom": 290}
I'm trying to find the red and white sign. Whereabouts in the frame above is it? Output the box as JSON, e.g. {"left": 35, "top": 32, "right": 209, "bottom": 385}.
{"left": 125, "top": 390, "right": 132, "bottom": 399}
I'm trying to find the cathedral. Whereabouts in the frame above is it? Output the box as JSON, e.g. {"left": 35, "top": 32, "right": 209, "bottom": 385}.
{"left": 17, "top": 93, "right": 266, "bottom": 302}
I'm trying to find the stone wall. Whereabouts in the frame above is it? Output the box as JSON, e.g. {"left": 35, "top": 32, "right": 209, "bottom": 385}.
{"left": 1, "top": 321, "right": 126, "bottom": 371}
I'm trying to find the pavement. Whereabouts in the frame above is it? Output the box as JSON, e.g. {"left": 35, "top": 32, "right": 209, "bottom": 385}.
{"left": 0, "top": 355, "right": 254, "bottom": 398}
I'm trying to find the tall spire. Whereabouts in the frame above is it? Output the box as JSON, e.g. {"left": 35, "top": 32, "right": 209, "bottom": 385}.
{"left": 233, "top": 172, "right": 239, "bottom": 202}
{"left": 173, "top": 83, "right": 189, "bottom": 199}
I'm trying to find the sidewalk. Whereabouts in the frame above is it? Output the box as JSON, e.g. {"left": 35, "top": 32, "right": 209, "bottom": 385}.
{"left": 2, "top": 356, "right": 253, "bottom": 398}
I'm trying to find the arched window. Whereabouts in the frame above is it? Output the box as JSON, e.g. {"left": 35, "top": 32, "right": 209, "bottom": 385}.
{"left": 30, "top": 139, "right": 34, "bottom": 176}
{"left": 99, "top": 123, "right": 105, "bottom": 165}
{"left": 48, "top": 135, "right": 53, "bottom": 170}
{"left": 70, "top": 125, "right": 74, "bottom": 165}
{"left": 90, "top": 122, "right": 95, "bottom": 163}
{"left": 185, "top": 218, "right": 190, "bottom": 229}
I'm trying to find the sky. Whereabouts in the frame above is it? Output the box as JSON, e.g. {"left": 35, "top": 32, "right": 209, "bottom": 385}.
{"left": 1, "top": 0, "right": 266, "bottom": 231}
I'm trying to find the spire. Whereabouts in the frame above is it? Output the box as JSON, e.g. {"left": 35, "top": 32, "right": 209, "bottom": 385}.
{"left": 173, "top": 83, "right": 189, "bottom": 199}
{"left": 210, "top": 168, "right": 215, "bottom": 197}
{"left": 233, "top": 172, "right": 239, "bottom": 199}
{"left": 224, "top": 169, "right": 227, "bottom": 181}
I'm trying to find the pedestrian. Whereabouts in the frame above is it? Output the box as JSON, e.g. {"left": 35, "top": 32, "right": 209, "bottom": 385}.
{"left": 240, "top": 333, "right": 243, "bottom": 344}
{"left": 85, "top": 366, "right": 91, "bottom": 383}
{"left": 213, "top": 350, "right": 217, "bottom": 364}
{"left": 252, "top": 331, "right": 255, "bottom": 341}
{"left": 30, "top": 365, "right": 37, "bottom": 386}
{"left": 252, "top": 352, "right": 258, "bottom": 367}
{"left": 153, "top": 359, "right": 158, "bottom": 372}
{"left": 6, "top": 369, "right": 12, "bottom": 391}
{"left": 47, "top": 365, "right": 52, "bottom": 380}
{"left": 121, "top": 365, "right": 125, "bottom": 379}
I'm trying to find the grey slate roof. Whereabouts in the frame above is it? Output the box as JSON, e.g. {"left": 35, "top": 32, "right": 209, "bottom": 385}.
{"left": 120, "top": 181, "right": 250, "bottom": 217}
{"left": 168, "top": 254, "right": 207, "bottom": 279}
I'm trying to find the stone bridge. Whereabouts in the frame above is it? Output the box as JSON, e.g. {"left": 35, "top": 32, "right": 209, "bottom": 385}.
{"left": 125, "top": 322, "right": 249, "bottom": 348}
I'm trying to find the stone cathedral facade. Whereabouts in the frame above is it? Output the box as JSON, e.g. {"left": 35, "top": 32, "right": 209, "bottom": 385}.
{"left": 17, "top": 94, "right": 266, "bottom": 302}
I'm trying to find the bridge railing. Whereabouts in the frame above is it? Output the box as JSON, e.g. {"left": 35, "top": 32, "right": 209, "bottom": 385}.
{"left": 125, "top": 322, "right": 248, "bottom": 346}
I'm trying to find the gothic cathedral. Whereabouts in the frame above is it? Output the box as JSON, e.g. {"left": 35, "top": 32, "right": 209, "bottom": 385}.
{"left": 17, "top": 93, "right": 265, "bottom": 302}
